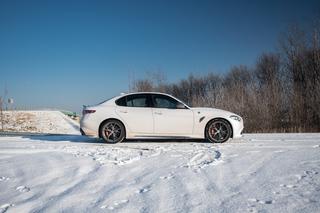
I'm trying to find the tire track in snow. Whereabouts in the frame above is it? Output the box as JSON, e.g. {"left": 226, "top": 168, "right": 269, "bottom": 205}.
{"left": 2, "top": 133, "right": 320, "bottom": 212}
{"left": 32, "top": 164, "right": 101, "bottom": 212}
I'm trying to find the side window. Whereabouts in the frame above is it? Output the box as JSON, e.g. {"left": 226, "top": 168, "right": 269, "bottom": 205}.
{"left": 115, "top": 97, "right": 126, "bottom": 106}
{"left": 153, "top": 95, "right": 179, "bottom": 109}
{"left": 116, "top": 94, "right": 150, "bottom": 107}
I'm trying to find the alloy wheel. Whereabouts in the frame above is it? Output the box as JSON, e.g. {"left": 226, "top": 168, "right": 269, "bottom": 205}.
{"left": 207, "top": 120, "right": 231, "bottom": 143}
{"left": 102, "top": 121, "right": 124, "bottom": 143}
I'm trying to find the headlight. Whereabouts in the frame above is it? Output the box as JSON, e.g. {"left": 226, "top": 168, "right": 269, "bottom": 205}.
{"left": 230, "top": 115, "right": 241, "bottom": 121}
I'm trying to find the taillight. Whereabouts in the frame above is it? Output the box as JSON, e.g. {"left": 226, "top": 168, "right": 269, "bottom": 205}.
{"left": 83, "top": 109, "right": 96, "bottom": 115}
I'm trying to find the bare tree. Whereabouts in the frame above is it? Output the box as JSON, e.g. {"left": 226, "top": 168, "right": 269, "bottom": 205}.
{"left": 280, "top": 24, "right": 320, "bottom": 131}
{"left": 255, "top": 53, "right": 284, "bottom": 131}
{"left": 130, "top": 21, "right": 320, "bottom": 133}
{"left": 132, "top": 79, "right": 154, "bottom": 92}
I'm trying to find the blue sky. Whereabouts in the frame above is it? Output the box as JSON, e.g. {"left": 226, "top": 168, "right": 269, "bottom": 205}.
{"left": 0, "top": 0, "right": 319, "bottom": 113}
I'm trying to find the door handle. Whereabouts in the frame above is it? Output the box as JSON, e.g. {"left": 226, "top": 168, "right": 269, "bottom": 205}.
{"left": 119, "top": 110, "right": 128, "bottom": 113}
{"left": 154, "top": 112, "right": 162, "bottom": 115}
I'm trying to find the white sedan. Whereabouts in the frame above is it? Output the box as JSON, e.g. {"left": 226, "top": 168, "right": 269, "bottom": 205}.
{"left": 80, "top": 92, "right": 243, "bottom": 143}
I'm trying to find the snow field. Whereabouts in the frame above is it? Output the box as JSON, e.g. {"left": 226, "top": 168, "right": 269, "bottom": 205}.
{"left": 0, "top": 133, "right": 319, "bottom": 212}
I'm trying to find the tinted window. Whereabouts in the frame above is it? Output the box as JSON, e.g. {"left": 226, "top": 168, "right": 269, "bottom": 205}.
{"left": 115, "top": 96, "right": 126, "bottom": 106}
{"left": 152, "top": 94, "right": 179, "bottom": 109}
{"left": 116, "top": 94, "right": 150, "bottom": 107}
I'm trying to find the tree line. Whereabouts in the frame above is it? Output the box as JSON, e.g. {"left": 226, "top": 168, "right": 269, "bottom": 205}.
{"left": 131, "top": 25, "right": 320, "bottom": 133}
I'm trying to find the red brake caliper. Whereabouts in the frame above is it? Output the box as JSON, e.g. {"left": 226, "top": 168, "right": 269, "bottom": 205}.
{"left": 210, "top": 127, "right": 215, "bottom": 137}
{"left": 105, "top": 129, "right": 109, "bottom": 137}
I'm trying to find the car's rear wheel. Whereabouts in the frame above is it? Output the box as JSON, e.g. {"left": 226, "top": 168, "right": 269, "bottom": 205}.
{"left": 206, "top": 119, "right": 232, "bottom": 143}
{"left": 100, "top": 120, "right": 125, "bottom": 143}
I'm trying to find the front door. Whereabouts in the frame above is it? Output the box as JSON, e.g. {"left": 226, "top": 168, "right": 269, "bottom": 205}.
{"left": 151, "top": 94, "right": 194, "bottom": 136}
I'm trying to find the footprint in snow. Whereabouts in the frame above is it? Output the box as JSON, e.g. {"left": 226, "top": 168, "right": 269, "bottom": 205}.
{"left": 248, "top": 198, "right": 273, "bottom": 204}
{"left": 247, "top": 207, "right": 258, "bottom": 213}
{"left": 135, "top": 186, "right": 151, "bottom": 194}
{"left": 295, "top": 170, "right": 319, "bottom": 182}
{"left": 160, "top": 173, "right": 175, "bottom": 180}
{"left": 0, "top": 204, "right": 14, "bottom": 213}
{"left": 295, "top": 174, "right": 307, "bottom": 180}
{"left": 280, "top": 184, "right": 296, "bottom": 188}
{"left": 187, "top": 150, "right": 222, "bottom": 169}
{"left": 0, "top": 177, "right": 10, "bottom": 182}
{"left": 16, "top": 186, "right": 30, "bottom": 192}
{"left": 259, "top": 200, "right": 273, "bottom": 204}
{"left": 304, "top": 170, "right": 318, "bottom": 175}
{"left": 113, "top": 199, "right": 129, "bottom": 206}
{"left": 100, "top": 199, "right": 129, "bottom": 210}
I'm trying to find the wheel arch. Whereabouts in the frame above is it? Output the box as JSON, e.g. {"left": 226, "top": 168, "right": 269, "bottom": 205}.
{"left": 204, "top": 117, "right": 233, "bottom": 139}
{"left": 98, "top": 118, "right": 127, "bottom": 139}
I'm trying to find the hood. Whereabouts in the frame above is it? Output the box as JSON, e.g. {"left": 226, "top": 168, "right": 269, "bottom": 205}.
{"left": 190, "top": 107, "right": 235, "bottom": 116}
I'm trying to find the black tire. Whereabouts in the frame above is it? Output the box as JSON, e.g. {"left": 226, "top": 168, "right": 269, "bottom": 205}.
{"left": 206, "top": 119, "right": 232, "bottom": 143}
{"left": 100, "top": 120, "right": 125, "bottom": 143}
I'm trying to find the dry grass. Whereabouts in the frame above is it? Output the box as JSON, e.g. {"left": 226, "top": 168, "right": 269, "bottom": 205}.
{"left": 1, "top": 111, "right": 38, "bottom": 132}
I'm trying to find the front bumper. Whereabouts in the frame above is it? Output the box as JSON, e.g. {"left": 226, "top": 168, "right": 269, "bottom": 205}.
{"left": 230, "top": 119, "right": 244, "bottom": 138}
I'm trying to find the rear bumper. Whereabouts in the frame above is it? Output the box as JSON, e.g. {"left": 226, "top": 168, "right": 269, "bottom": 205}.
{"left": 79, "top": 126, "right": 97, "bottom": 137}
{"left": 80, "top": 115, "right": 99, "bottom": 137}
{"left": 80, "top": 128, "right": 86, "bottom": 136}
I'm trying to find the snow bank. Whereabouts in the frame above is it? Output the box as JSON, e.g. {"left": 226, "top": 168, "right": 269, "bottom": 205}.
{"left": 0, "top": 111, "right": 79, "bottom": 134}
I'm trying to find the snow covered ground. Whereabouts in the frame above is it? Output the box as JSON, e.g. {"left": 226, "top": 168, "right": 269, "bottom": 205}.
{"left": 0, "top": 111, "right": 79, "bottom": 134}
{"left": 0, "top": 133, "right": 319, "bottom": 213}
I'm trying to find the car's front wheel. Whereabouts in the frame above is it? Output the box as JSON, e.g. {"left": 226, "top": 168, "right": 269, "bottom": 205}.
{"left": 100, "top": 120, "right": 125, "bottom": 143}
{"left": 206, "top": 119, "right": 232, "bottom": 143}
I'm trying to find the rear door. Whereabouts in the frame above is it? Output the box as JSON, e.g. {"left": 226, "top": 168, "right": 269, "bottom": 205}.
{"left": 151, "top": 94, "right": 194, "bottom": 136}
{"left": 115, "top": 94, "right": 154, "bottom": 134}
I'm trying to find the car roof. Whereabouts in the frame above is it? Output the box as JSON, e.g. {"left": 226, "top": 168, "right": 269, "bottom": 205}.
{"left": 118, "top": 92, "right": 171, "bottom": 96}
{"left": 101, "top": 92, "right": 172, "bottom": 104}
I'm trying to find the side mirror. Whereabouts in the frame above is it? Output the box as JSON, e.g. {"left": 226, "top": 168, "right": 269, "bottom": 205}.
{"left": 176, "top": 103, "right": 186, "bottom": 109}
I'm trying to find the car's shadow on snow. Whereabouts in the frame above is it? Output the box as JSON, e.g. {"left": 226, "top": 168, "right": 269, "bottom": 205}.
{"left": 1, "top": 133, "right": 209, "bottom": 144}
{"left": 0, "top": 131, "right": 209, "bottom": 144}
{"left": 22, "top": 134, "right": 102, "bottom": 144}
{"left": 124, "top": 138, "right": 208, "bottom": 143}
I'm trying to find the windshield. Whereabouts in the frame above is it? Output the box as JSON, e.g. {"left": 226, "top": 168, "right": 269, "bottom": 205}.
{"left": 174, "top": 96, "right": 191, "bottom": 108}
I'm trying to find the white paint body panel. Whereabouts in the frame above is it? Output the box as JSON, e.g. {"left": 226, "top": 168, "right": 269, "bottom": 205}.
{"left": 116, "top": 106, "right": 153, "bottom": 134}
{"left": 153, "top": 108, "right": 194, "bottom": 136}
{"left": 80, "top": 92, "right": 244, "bottom": 140}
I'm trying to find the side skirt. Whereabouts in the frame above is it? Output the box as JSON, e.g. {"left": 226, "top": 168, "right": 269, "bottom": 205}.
{"left": 127, "top": 135, "right": 204, "bottom": 140}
